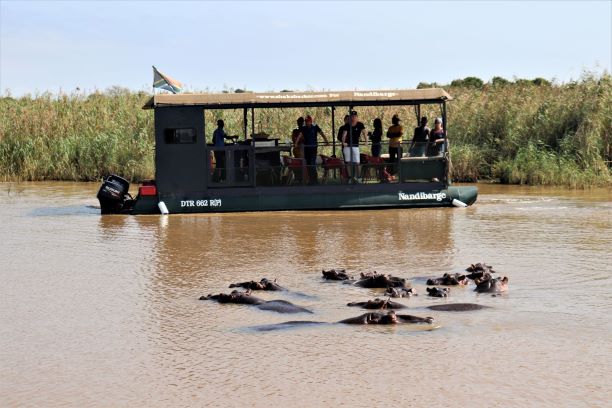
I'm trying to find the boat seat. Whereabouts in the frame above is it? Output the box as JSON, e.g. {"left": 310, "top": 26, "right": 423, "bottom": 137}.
{"left": 360, "top": 155, "right": 389, "bottom": 182}
{"left": 282, "top": 156, "right": 307, "bottom": 185}
{"left": 321, "top": 155, "right": 347, "bottom": 184}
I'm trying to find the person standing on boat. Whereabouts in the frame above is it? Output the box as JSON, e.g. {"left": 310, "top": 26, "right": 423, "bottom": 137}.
{"left": 386, "top": 114, "right": 403, "bottom": 174}
{"left": 427, "top": 117, "right": 446, "bottom": 156}
{"left": 341, "top": 110, "right": 367, "bottom": 182}
{"left": 368, "top": 118, "right": 383, "bottom": 157}
{"left": 213, "top": 119, "right": 229, "bottom": 181}
{"left": 409, "top": 116, "right": 430, "bottom": 157}
{"left": 291, "top": 117, "right": 305, "bottom": 158}
{"left": 298, "top": 115, "right": 329, "bottom": 184}
{"left": 336, "top": 114, "right": 350, "bottom": 159}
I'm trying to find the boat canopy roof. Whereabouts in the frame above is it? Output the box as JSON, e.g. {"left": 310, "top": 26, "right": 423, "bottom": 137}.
{"left": 143, "top": 88, "right": 452, "bottom": 110}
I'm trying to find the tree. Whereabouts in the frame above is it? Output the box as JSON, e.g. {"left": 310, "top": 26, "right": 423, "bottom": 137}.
{"left": 532, "top": 77, "right": 551, "bottom": 86}
{"left": 462, "top": 77, "right": 484, "bottom": 89}
{"left": 417, "top": 82, "right": 438, "bottom": 89}
{"left": 491, "top": 76, "right": 510, "bottom": 87}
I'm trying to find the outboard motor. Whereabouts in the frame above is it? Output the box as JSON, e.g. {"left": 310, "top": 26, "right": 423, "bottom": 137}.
{"left": 97, "top": 175, "right": 130, "bottom": 214}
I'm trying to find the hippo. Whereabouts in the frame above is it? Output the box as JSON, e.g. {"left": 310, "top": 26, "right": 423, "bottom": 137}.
{"left": 322, "top": 269, "right": 352, "bottom": 281}
{"left": 466, "top": 270, "right": 493, "bottom": 281}
{"left": 229, "top": 278, "right": 284, "bottom": 291}
{"left": 427, "top": 303, "right": 490, "bottom": 312}
{"left": 466, "top": 262, "right": 495, "bottom": 273}
{"left": 474, "top": 276, "right": 509, "bottom": 294}
{"left": 200, "top": 290, "right": 312, "bottom": 314}
{"left": 339, "top": 311, "right": 434, "bottom": 325}
{"left": 251, "top": 311, "right": 435, "bottom": 331}
{"left": 466, "top": 262, "right": 493, "bottom": 272}
{"left": 426, "top": 287, "right": 450, "bottom": 298}
{"left": 347, "top": 298, "right": 407, "bottom": 310}
{"left": 354, "top": 272, "right": 408, "bottom": 288}
{"left": 384, "top": 287, "right": 416, "bottom": 298}
{"left": 201, "top": 290, "right": 263, "bottom": 304}
{"left": 253, "top": 321, "right": 325, "bottom": 331}
{"left": 465, "top": 263, "right": 496, "bottom": 280}
{"left": 426, "top": 273, "right": 468, "bottom": 286}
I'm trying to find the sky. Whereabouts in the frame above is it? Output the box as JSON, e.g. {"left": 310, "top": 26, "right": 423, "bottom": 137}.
{"left": 0, "top": 0, "right": 610, "bottom": 96}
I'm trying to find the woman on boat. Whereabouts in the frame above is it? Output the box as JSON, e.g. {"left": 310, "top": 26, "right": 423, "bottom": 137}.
{"left": 369, "top": 118, "right": 383, "bottom": 157}
{"left": 409, "top": 116, "right": 430, "bottom": 157}
{"left": 427, "top": 117, "right": 446, "bottom": 156}
{"left": 386, "top": 114, "right": 403, "bottom": 175}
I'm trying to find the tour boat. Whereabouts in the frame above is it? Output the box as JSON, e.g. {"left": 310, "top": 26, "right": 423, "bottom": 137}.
{"left": 97, "top": 88, "right": 477, "bottom": 214}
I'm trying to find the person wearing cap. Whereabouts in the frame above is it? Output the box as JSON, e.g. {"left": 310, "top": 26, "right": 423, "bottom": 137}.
{"left": 409, "top": 116, "right": 430, "bottom": 157}
{"left": 427, "top": 117, "right": 446, "bottom": 156}
{"left": 291, "top": 117, "right": 305, "bottom": 158}
{"left": 386, "top": 114, "right": 404, "bottom": 174}
{"left": 298, "top": 115, "right": 328, "bottom": 184}
{"left": 341, "top": 110, "right": 367, "bottom": 182}
{"left": 212, "top": 119, "right": 231, "bottom": 181}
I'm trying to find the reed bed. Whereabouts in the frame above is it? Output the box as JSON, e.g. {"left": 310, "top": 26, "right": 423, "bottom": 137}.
{"left": 1, "top": 74, "right": 610, "bottom": 187}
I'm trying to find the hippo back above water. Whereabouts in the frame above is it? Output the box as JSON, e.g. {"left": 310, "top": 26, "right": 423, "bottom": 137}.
{"left": 200, "top": 290, "right": 312, "bottom": 314}
{"left": 229, "top": 278, "right": 284, "bottom": 291}
{"left": 354, "top": 272, "right": 408, "bottom": 288}
{"left": 347, "top": 298, "right": 407, "bottom": 310}
{"left": 339, "top": 311, "right": 434, "bottom": 325}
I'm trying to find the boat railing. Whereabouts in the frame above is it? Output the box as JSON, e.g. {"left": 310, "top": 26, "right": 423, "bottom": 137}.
{"left": 206, "top": 141, "right": 447, "bottom": 187}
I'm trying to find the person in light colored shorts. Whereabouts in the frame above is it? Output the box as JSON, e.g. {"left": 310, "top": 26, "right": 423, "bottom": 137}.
{"left": 343, "top": 146, "right": 360, "bottom": 163}
{"left": 341, "top": 110, "right": 367, "bottom": 181}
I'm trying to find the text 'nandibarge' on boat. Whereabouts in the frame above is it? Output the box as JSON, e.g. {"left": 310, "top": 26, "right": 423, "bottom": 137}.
{"left": 97, "top": 88, "right": 478, "bottom": 214}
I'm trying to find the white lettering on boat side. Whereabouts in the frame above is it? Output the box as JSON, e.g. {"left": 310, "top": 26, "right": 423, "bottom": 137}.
{"left": 398, "top": 192, "right": 447, "bottom": 202}
{"left": 180, "top": 199, "right": 222, "bottom": 208}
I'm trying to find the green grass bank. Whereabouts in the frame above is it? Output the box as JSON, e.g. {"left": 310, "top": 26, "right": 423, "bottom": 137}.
{"left": 1, "top": 74, "right": 610, "bottom": 187}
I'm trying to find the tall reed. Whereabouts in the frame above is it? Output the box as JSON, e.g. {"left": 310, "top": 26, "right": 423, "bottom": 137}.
{"left": 1, "top": 74, "right": 609, "bottom": 187}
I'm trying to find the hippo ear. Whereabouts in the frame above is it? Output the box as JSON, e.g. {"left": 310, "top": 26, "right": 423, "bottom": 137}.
{"left": 502, "top": 277, "right": 509, "bottom": 283}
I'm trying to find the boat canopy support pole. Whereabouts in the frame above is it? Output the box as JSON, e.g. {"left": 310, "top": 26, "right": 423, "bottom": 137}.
{"left": 331, "top": 106, "right": 336, "bottom": 157}
{"left": 442, "top": 101, "right": 447, "bottom": 135}
{"left": 348, "top": 105, "right": 354, "bottom": 178}
{"left": 243, "top": 108, "right": 248, "bottom": 140}
{"left": 251, "top": 108, "right": 255, "bottom": 136}
{"left": 443, "top": 101, "right": 449, "bottom": 184}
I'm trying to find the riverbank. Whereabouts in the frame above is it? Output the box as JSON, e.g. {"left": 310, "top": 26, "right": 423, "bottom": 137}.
{"left": 1, "top": 74, "right": 609, "bottom": 187}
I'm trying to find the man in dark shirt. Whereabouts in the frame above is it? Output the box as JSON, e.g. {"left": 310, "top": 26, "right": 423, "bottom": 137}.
{"left": 298, "top": 115, "right": 328, "bottom": 184}
{"left": 341, "top": 110, "right": 367, "bottom": 182}
{"left": 409, "top": 116, "right": 430, "bottom": 157}
{"left": 337, "top": 115, "right": 350, "bottom": 142}
{"left": 336, "top": 114, "right": 349, "bottom": 160}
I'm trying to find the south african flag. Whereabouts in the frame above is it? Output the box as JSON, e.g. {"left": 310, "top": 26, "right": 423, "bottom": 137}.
{"left": 153, "top": 66, "right": 183, "bottom": 94}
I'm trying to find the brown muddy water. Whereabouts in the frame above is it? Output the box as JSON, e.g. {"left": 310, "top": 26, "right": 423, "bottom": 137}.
{"left": 0, "top": 183, "right": 611, "bottom": 407}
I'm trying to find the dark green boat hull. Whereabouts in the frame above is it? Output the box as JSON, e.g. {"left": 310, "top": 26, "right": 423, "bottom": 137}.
{"left": 130, "top": 184, "right": 478, "bottom": 214}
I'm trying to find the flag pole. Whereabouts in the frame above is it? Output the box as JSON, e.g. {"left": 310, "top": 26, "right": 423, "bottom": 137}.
{"left": 152, "top": 65, "right": 155, "bottom": 97}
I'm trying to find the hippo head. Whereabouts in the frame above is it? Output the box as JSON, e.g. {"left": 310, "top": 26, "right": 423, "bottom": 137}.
{"left": 367, "top": 298, "right": 386, "bottom": 308}
{"left": 491, "top": 277, "right": 509, "bottom": 291}
{"left": 381, "top": 311, "right": 399, "bottom": 324}
{"left": 426, "top": 287, "right": 450, "bottom": 297}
